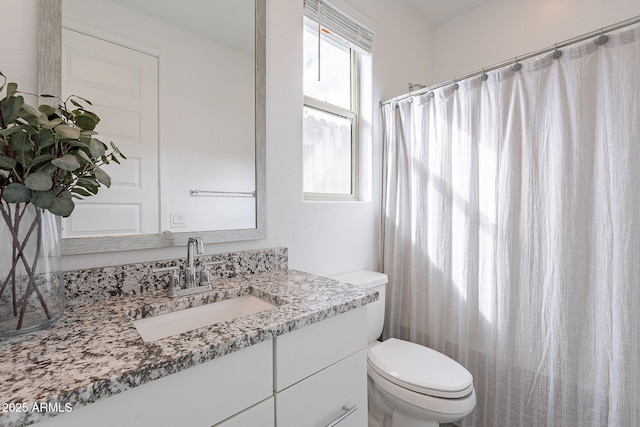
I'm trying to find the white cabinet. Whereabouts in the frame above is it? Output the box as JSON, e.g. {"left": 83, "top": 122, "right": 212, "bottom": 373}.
{"left": 35, "top": 340, "right": 273, "bottom": 427}
{"left": 274, "top": 306, "right": 368, "bottom": 427}
{"left": 34, "top": 306, "right": 368, "bottom": 427}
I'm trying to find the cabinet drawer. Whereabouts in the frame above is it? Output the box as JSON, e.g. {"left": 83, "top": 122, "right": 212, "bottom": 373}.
{"left": 214, "top": 397, "right": 274, "bottom": 427}
{"left": 275, "top": 349, "right": 367, "bottom": 427}
{"left": 35, "top": 340, "right": 273, "bottom": 427}
{"left": 274, "top": 306, "right": 367, "bottom": 391}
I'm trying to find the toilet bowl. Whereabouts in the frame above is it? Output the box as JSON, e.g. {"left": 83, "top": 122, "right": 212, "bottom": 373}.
{"left": 330, "top": 271, "right": 476, "bottom": 427}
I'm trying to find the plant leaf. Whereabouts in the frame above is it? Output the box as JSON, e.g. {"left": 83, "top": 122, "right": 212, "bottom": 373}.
{"left": 93, "top": 166, "right": 112, "bottom": 188}
{"left": 54, "top": 124, "right": 81, "bottom": 139}
{"left": 75, "top": 114, "right": 98, "bottom": 131}
{"left": 37, "top": 128, "right": 56, "bottom": 147}
{"left": 6, "top": 82, "right": 17, "bottom": 97}
{"left": 51, "top": 154, "right": 81, "bottom": 171}
{"left": 110, "top": 141, "right": 127, "bottom": 159}
{"left": 9, "top": 130, "right": 34, "bottom": 153}
{"left": 66, "top": 140, "right": 90, "bottom": 149}
{"left": 88, "top": 138, "right": 106, "bottom": 158}
{"left": 48, "top": 194, "right": 75, "bottom": 217}
{"left": 0, "top": 125, "right": 26, "bottom": 138}
{"left": 16, "top": 151, "right": 33, "bottom": 168}
{"left": 21, "top": 102, "right": 44, "bottom": 119}
{"left": 29, "top": 154, "right": 56, "bottom": 171}
{"left": 69, "top": 95, "right": 92, "bottom": 106}
{"left": 25, "top": 171, "right": 53, "bottom": 191}
{"left": 41, "top": 117, "right": 63, "bottom": 130}
{"left": 31, "top": 190, "right": 56, "bottom": 209}
{"left": 41, "top": 163, "right": 57, "bottom": 174}
{"left": 1, "top": 95, "right": 25, "bottom": 124}
{"left": 76, "top": 149, "right": 92, "bottom": 163}
{"left": 77, "top": 177, "right": 99, "bottom": 195}
{"left": 78, "top": 177, "right": 99, "bottom": 187}
{"left": 0, "top": 156, "right": 17, "bottom": 171}
{"left": 2, "top": 183, "right": 31, "bottom": 203}
{"left": 71, "top": 187, "right": 93, "bottom": 197}
{"left": 38, "top": 104, "right": 56, "bottom": 116}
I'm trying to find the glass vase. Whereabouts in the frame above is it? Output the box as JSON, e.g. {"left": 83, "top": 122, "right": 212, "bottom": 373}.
{"left": 0, "top": 202, "right": 65, "bottom": 338}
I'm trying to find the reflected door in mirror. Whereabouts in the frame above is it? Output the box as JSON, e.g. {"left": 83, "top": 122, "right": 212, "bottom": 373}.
{"left": 61, "top": 28, "right": 160, "bottom": 238}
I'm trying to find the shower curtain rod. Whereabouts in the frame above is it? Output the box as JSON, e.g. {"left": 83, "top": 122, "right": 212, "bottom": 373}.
{"left": 380, "top": 14, "right": 640, "bottom": 106}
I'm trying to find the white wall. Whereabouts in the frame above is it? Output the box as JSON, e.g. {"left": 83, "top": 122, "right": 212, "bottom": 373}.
{"left": 432, "top": 0, "right": 640, "bottom": 84}
{"left": 252, "top": 0, "right": 433, "bottom": 276}
{"left": 2, "top": 0, "right": 432, "bottom": 277}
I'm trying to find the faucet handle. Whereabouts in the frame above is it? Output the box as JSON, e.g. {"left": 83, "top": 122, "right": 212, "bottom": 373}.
{"left": 167, "top": 270, "right": 181, "bottom": 297}
{"left": 199, "top": 269, "right": 211, "bottom": 288}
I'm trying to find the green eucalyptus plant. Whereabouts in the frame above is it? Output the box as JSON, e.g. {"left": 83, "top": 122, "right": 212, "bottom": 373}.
{"left": 0, "top": 71, "right": 125, "bottom": 215}
{"left": 0, "top": 70, "right": 125, "bottom": 334}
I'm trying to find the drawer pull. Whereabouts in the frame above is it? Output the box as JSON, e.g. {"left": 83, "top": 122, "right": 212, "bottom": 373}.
{"left": 325, "top": 405, "right": 357, "bottom": 427}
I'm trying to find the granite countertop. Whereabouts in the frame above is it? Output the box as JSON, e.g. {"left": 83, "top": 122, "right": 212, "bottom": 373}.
{"left": 0, "top": 269, "right": 377, "bottom": 427}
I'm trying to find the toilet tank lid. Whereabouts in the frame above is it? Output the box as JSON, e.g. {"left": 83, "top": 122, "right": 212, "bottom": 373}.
{"left": 329, "top": 271, "right": 388, "bottom": 288}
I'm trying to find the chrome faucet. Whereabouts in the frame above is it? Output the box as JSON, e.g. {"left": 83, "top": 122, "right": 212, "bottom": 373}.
{"left": 152, "top": 237, "right": 226, "bottom": 298}
{"left": 186, "top": 237, "right": 204, "bottom": 287}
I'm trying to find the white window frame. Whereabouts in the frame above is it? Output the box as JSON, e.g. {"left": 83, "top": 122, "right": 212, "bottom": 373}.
{"left": 303, "top": 40, "right": 360, "bottom": 201}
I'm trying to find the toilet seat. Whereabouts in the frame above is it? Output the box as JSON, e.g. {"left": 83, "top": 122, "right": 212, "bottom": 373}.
{"left": 368, "top": 364, "right": 477, "bottom": 422}
{"left": 368, "top": 338, "right": 473, "bottom": 399}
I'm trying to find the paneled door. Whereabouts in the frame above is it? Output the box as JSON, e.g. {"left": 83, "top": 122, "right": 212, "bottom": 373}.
{"left": 61, "top": 28, "right": 159, "bottom": 237}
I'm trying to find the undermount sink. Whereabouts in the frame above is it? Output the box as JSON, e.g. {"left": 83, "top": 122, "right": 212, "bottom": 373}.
{"left": 133, "top": 295, "right": 277, "bottom": 342}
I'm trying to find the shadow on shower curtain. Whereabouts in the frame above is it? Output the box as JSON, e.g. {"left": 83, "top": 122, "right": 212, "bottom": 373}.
{"left": 381, "top": 24, "right": 640, "bottom": 427}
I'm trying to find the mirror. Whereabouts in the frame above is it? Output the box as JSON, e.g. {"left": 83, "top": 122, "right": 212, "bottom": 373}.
{"left": 38, "top": 0, "right": 266, "bottom": 255}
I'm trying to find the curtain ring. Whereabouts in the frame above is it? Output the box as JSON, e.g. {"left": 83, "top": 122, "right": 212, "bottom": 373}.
{"left": 480, "top": 68, "right": 488, "bottom": 81}
{"left": 595, "top": 27, "right": 609, "bottom": 45}
{"left": 512, "top": 56, "right": 522, "bottom": 72}
{"left": 552, "top": 43, "right": 562, "bottom": 59}
{"left": 451, "top": 78, "right": 459, "bottom": 90}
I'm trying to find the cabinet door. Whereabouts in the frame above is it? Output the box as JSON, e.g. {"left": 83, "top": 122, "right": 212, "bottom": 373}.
{"left": 275, "top": 349, "right": 367, "bottom": 427}
{"left": 35, "top": 340, "right": 273, "bottom": 427}
{"left": 274, "top": 306, "right": 367, "bottom": 391}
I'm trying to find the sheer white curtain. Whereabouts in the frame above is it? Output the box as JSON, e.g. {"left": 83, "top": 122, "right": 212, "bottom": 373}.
{"left": 381, "top": 24, "right": 640, "bottom": 426}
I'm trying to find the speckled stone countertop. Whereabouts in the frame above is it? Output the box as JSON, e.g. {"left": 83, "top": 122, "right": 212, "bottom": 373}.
{"left": 0, "top": 269, "right": 377, "bottom": 427}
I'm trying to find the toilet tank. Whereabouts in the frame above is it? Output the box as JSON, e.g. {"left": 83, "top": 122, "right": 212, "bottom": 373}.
{"left": 329, "top": 271, "right": 387, "bottom": 344}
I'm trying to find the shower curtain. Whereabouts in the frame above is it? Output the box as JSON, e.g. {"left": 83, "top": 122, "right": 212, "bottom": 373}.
{"left": 381, "top": 24, "right": 640, "bottom": 426}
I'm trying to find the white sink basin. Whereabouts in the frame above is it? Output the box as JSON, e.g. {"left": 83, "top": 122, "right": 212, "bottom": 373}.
{"left": 133, "top": 295, "right": 276, "bottom": 342}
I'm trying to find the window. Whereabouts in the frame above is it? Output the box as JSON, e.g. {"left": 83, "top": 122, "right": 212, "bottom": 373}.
{"left": 302, "top": 1, "right": 373, "bottom": 200}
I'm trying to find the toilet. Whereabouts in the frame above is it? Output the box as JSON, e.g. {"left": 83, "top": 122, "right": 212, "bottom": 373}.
{"left": 330, "top": 271, "right": 476, "bottom": 427}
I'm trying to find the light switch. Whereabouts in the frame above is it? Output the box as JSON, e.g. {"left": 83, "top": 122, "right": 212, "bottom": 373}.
{"left": 170, "top": 213, "right": 186, "bottom": 228}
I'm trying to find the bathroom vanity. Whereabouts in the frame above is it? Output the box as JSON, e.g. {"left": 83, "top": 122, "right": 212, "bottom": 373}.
{"left": 0, "top": 249, "right": 375, "bottom": 427}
